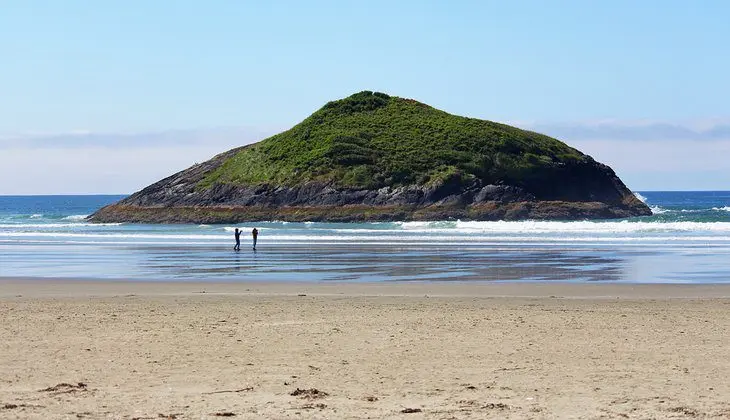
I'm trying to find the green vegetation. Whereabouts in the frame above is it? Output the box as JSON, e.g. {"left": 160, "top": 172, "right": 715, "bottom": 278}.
{"left": 198, "top": 91, "right": 586, "bottom": 191}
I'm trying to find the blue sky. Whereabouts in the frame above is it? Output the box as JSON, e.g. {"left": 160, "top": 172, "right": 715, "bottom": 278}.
{"left": 1, "top": 0, "right": 729, "bottom": 193}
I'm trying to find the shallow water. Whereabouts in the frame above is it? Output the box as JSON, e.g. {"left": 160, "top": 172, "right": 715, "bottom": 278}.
{"left": 0, "top": 192, "right": 729, "bottom": 282}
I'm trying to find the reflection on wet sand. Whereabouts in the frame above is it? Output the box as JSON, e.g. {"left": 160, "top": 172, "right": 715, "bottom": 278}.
{"left": 137, "top": 244, "right": 687, "bottom": 283}
{"left": 3, "top": 240, "right": 727, "bottom": 283}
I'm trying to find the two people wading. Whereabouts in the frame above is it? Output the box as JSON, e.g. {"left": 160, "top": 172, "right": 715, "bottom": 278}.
{"left": 234, "top": 227, "right": 258, "bottom": 251}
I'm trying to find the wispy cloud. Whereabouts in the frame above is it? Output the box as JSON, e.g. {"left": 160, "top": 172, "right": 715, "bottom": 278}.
{"left": 513, "top": 120, "right": 730, "bottom": 191}
{"left": 0, "top": 127, "right": 280, "bottom": 194}
{"left": 519, "top": 121, "right": 730, "bottom": 142}
{"left": 0, "top": 126, "right": 280, "bottom": 149}
{"left": 2, "top": 121, "right": 729, "bottom": 194}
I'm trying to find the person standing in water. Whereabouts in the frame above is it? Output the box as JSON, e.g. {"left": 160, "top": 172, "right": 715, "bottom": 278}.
{"left": 233, "top": 228, "right": 242, "bottom": 251}
{"left": 252, "top": 228, "right": 259, "bottom": 250}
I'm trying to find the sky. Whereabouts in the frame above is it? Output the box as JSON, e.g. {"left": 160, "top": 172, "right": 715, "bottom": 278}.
{"left": 1, "top": 0, "right": 729, "bottom": 194}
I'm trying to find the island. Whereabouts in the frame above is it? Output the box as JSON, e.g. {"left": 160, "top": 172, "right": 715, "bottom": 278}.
{"left": 89, "top": 91, "right": 651, "bottom": 223}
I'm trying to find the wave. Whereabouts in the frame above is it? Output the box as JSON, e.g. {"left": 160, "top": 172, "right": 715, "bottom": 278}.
{"left": 634, "top": 192, "right": 648, "bottom": 203}
{"left": 5, "top": 220, "right": 730, "bottom": 234}
{"left": 3, "top": 219, "right": 730, "bottom": 234}
{"left": 223, "top": 226, "right": 259, "bottom": 232}
{"left": 0, "top": 222, "right": 121, "bottom": 229}
{"left": 30, "top": 214, "right": 43, "bottom": 219}
{"left": 62, "top": 214, "right": 89, "bottom": 221}
{"left": 649, "top": 206, "right": 668, "bottom": 214}
{"left": 0, "top": 232, "right": 223, "bottom": 240}
{"left": 394, "top": 220, "right": 730, "bottom": 233}
{"left": 2, "top": 232, "right": 730, "bottom": 243}
{"left": 713, "top": 206, "right": 730, "bottom": 212}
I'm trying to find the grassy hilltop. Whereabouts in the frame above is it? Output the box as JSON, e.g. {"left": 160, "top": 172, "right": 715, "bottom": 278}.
{"left": 199, "top": 91, "right": 584, "bottom": 196}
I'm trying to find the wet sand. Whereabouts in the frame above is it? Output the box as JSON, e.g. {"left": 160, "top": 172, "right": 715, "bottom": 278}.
{"left": 1, "top": 279, "right": 730, "bottom": 419}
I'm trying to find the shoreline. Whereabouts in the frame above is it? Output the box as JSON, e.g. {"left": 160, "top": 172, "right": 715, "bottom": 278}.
{"left": 3, "top": 277, "right": 730, "bottom": 299}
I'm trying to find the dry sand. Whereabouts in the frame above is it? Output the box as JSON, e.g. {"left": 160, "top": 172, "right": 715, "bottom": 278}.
{"left": 1, "top": 280, "right": 730, "bottom": 419}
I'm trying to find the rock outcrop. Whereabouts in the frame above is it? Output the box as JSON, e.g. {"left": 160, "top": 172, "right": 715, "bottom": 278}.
{"left": 90, "top": 92, "right": 651, "bottom": 223}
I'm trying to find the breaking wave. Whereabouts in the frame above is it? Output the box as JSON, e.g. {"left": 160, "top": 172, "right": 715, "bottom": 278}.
{"left": 62, "top": 214, "right": 89, "bottom": 221}
{"left": 394, "top": 220, "right": 730, "bottom": 234}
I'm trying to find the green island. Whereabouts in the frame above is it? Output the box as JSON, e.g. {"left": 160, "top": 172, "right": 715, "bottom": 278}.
{"left": 90, "top": 91, "right": 651, "bottom": 223}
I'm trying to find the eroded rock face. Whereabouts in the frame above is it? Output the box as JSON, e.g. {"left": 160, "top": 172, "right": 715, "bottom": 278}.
{"left": 89, "top": 153, "right": 651, "bottom": 223}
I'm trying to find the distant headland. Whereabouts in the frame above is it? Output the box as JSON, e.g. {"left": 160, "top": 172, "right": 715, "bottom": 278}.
{"left": 89, "top": 91, "right": 651, "bottom": 223}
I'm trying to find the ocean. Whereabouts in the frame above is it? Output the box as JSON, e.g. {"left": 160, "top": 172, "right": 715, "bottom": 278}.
{"left": 0, "top": 192, "right": 729, "bottom": 283}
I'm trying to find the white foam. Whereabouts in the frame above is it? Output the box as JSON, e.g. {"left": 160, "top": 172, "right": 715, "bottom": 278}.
{"left": 395, "top": 220, "right": 730, "bottom": 234}
{"left": 650, "top": 206, "right": 668, "bottom": 214}
{"left": 2, "top": 231, "right": 730, "bottom": 243}
{"left": 30, "top": 214, "right": 43, "bottom": 219}
{"left": 62, "top": 214, "right": 89, "bottom": 221}
{"left": 223, "top": 226, "right": 259, "bottom": 232}
{"left": 4, "top": 220, "right": 730, "bottom": 235}
{"left": 712, "top": 206, "right": 730, "bottom": 212}
{"left": 633, "top": 192, "right": 648, "bottom": 203}
{"left": 0, "top": 222, "right": 121, "bottom": 228}
{"left": 0, "top": 232, "right": 222, "bottom": 240}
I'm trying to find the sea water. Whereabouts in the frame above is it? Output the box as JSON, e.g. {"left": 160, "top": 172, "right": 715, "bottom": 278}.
{"left": 0, "top": 192, "right": 729, "bottom": 282}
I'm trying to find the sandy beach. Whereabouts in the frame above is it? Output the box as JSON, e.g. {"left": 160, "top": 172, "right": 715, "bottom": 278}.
{"left": 1, "top": 280, "right": 730, "bottom": 419}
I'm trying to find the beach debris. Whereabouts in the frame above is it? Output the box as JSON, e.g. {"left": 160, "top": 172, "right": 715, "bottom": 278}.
{"left": 2, "top": 403, "right": 44, "bottom": 410}
{"left": 308, "top": 365, "right": 321, "bottom": 371}
{"left": 290, "top": 388, "right": 328, "bottom": 399}
{"left": 39, "top": 382, "right": 87, "bottom": 394}
{"left": 297, "top": 294, "right": 307, "bottom": 297}
{"left": 212, "top": 412, "right": 236, "bottom": 417}
{"left": 668, "top": 406, "right": 700, "bottom": 416}
{"left": 465, "top": 385, "right": 477, "bottom": 390}
{"left": 365, "top": 396, "right": 378, "bottom": 402}
{"left": 203, "top": 387, "right": 253, "bottom": 395}
{"left": 482, "top": 403, "right": 510, "bottom": 410}
{"left": 401, "top": 408, "right": 422, "bottom": 413}
{"left": 301, "top": 403, "right": 326, "bottom": 410}
{"left": 131, "top": 415, "right": 181, "bottom": 420}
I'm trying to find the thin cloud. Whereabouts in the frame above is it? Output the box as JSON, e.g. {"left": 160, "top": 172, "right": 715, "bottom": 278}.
{"left": 0, "top": 126, "right": 280, "bottom": 149}
{"left": 3, "top": 121, "right": 729, "bottom": 193}
{"left": 520, "top": 121, "right": 730, "bottom": 142}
